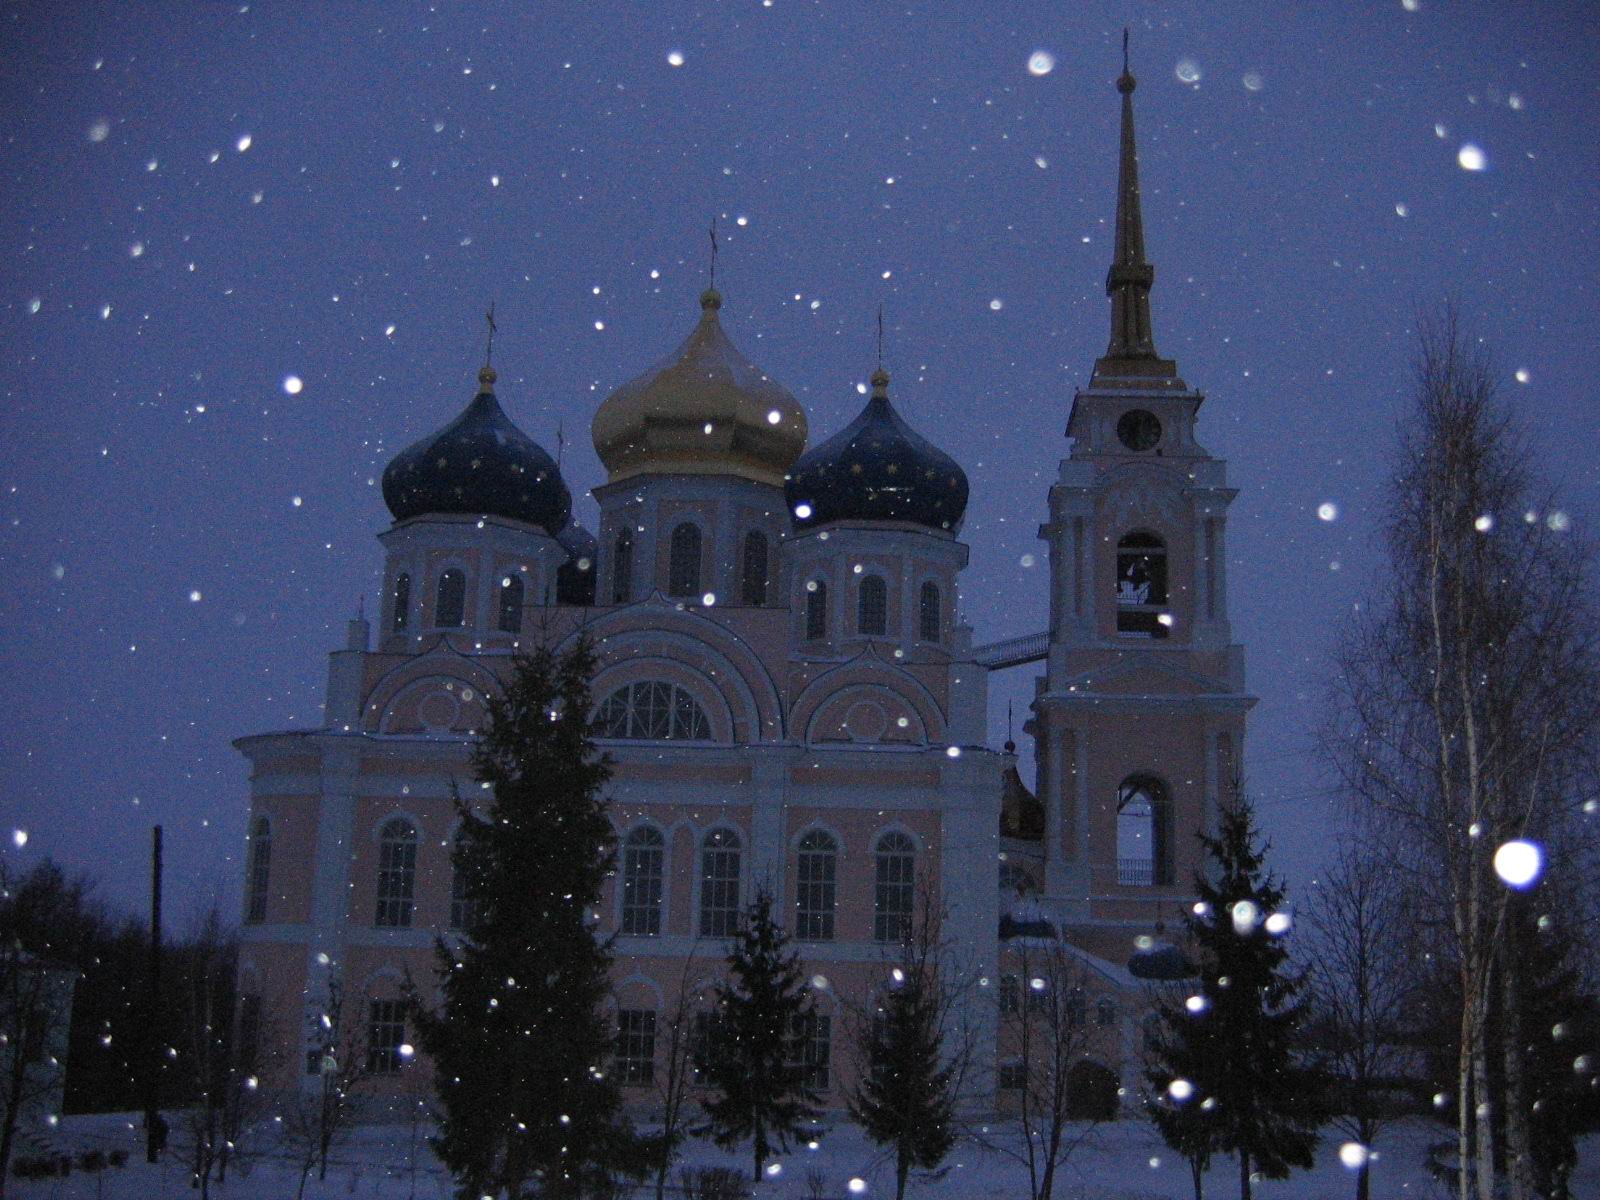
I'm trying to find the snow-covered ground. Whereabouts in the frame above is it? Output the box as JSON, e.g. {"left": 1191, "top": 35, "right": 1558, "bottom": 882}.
{"left": 8, "top": 1112, "right": 1597, "bottom": 1198}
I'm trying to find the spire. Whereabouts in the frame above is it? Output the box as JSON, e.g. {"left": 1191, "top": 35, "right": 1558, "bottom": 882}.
{"left": 479, "top": 301, "right": 498, "bottom": 391}
{"left": 1096, "top": 30, "right": 1177, "bottom": 381}
{"left": 702, "top": 216, "right": 722, "bottom": 311}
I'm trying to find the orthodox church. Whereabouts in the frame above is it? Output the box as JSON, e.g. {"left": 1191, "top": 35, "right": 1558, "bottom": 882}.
{"left": 234, "top": 52, "right": 1250, "bottom": 1115}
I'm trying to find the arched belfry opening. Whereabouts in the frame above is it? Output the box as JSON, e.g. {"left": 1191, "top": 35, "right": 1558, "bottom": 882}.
{"left": 1116, "top": 775, "right": 1171, "bottom": 886}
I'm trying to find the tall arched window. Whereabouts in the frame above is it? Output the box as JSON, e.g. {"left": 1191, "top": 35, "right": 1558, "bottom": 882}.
{"left": 1115, "top": 531, "right": 1168, "bottom": 637}
{"left": 596, "top": 681, "right": 712, "bottom": 741}
{"left": 612, "top": 528, "right": 633, "bottom": 604}
{"left": 621, "top": 826, "right": 665, "bottom": 937}
{"left": 244, "top": 816, "right": 271, "bottom": 925}
{"left": 375, "top": 818, "right": 418, "bottom": 927}
{"left": 391, "top": 573, "right": 411, "bottom": 633}
{"left": 919, "top": 581, "right": 941, "bottom": 643}
{"left": 699, "top": 829, "right": 742, "bottom": 938}
{"left": 795, "top": 830, "right": 838, "bottom": 942}
{"left": 741, "top": 531, "right": 769, "bottom": 606}
{"left": 449, "top": 830, "right": 477, "bottom": 932}
{"left": 497, "top": 574, "right": 524, "bottom": 633}
{"left": 668, "top": 522, "right": 702, "bottom": 597}
{"left": 435, "top": 569, "right": 467, "bottom": 628}
{"left": 873, "top": 831, "right": 916, "bottom": 943}
{"left": 1116, "top": 775, "right": 1172, "bottom": 886}
{"left": 806, "top": 581, "right": 828, "bottom": 640}
{"left": 858, "top": 576, "right": 887, "bottom": 636}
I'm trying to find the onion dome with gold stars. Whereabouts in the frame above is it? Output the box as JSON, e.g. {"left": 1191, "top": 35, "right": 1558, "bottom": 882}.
{"left": 382, "top": 366, "right": 572, "bottom": 534}
{"left": 591, "top": 288, "right": 807, "bottom": 487}
{"left": 785, "top": 367, "right": 969, "bottom": 534}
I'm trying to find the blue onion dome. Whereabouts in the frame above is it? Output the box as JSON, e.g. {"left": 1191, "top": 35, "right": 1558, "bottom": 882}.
{"left": 785, "top": 367, "right": 969, "bottom": 533}
{"left": 555, "top": 520, "right": 598, "bottom": 606}
{"left": 382, "top": 366, "right": 572, "bottom": 534}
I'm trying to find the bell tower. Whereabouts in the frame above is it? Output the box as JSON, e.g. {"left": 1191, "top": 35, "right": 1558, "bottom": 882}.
{"left": 1030, "top": 38, "right": 1253, "bottom": 948}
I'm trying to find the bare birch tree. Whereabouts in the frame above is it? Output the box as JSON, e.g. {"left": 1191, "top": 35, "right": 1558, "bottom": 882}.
{"left": 1303, "top": 844, "right": 1414, "bottom": 1200}
{"left": 1321, "top": 307, "right": 1600, "bottom": 1200}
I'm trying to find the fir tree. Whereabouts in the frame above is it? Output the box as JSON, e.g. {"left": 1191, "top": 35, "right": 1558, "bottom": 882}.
{"left": 409, "top": 638, "right": 652, "bottom": 1200}
{"left": 696, "top": 886, "right": 823, "bottom": 1181}
{"left": 1145, "top": 798, "right": 1322, "bottom": 1200}
{"left": 849, "top": 897, "right": 960, "bottom": 1200}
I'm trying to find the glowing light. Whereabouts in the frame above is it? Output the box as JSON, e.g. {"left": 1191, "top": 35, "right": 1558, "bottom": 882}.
{"left": 1265, "top": 911, "right": 1292, "bottom": 935}
{"left": 1514, "top": 368, "right": 1530, "bottom": 384}
{"left": 88, "top": 119, "right": 111, "bottom": 143}
{"left": 189, "top": 590, "right": 203, "bottom": 603}
{"left": 766, "top": 1163, "right": 782, "bottom": 1177}
{"left": 1020, "top": 553, "right": 1036, "bottom": 568}
{"left": 594, "top": 320, "right": 605, "bottom": 330}
{"left": 892, "top": 968, "right": 905, "bottom": 983}
{"left": 946, "top": 745, "right": 962, "bottom": 759}
{"left": 1029, "top": 977, "right": 1046, "bottom": 991}
{"left": 1231, "top": 900, "right": 1260, "bottom": 934}
{"left": 283, "top": 375, "right": 304, "bottom": 395}
{"left": 701, "top": 592, "right": 716, "bottom": 606}
{"left": 1547, "top": 511, "right": 1570, "bottom": 532}
{"left": 1168, "top": 1078, "right": 1195, "bottom": 1102}
{"left": 1175, "top": 58, "right": 1202, "bottom": 84}
{"left": 1242, "top": 71, "right": 1265, "bottom": 92}
{"left": 810, "top": 974, "right": 829, "bottom": 990}
{"left": 767, "top": 409, "right": 782, "bottom": 424}
{"left": 129, "top": 242, "right": 145, "bottom": 258}
{"left": 1185, "top": 995, "right": 1208, "bottom": 1014}
{"left": 236, "top": 133, "right": 253, "bottom": 152}
{"left": 1474, "top": 514, "right": 1494, "bottom": 533}
{"left": 292, "top": 496, "right": 303, "bottom": 508}
{"left": 1317, "top": 502, "right": 1339, "bottom": 522}
{"left": 11, "top": 829, "right": 27, "bottom": 849}
{"left": 988, "top": 298, "right": 1003, "bottom": 311}
{"left": 1035, "top": 156, "right": 1049, "bottom": 169}
{"left": 1395, "top": 202, "right": 1409, "bottom": 217}
{"left": 794, "top": 503, "right": 813, "bottom": 520}
{"left": 1157, "top": 613, "right": 1174, "bottom": 627}
{"left": 1339, "top": 1143, "right": 1370, "bottom": 1170}
{"left": 1493, "top": 840, "right": 1543, "bottom": 889}
{"left": 1457, "top": 143, "right": 1487, "bottom": 171}
{"left": 848, "top": 1180, "right": 867, "bottom": 1195}
{"left": 1027, "top": 50, "right": 1056, "bottom": 76}
{"left": 667, "top": 50, "right": 685, "bottom": 67}
{"left": 398, "top": 1043, "right": 415, "bottom": 1060}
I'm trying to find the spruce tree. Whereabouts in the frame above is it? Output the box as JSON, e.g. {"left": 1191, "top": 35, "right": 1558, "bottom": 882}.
{"left": 1145, "top": 798, "right": 1322, "bottom": 1200}
{"left": 849, "top": 928, "right": 959, "bottom": 1200}
{"left": 696, "top": 886, "right": 822, "bottom": 1180}
{"left": 409, "top": 638, "right": 652, "bottom": 1200}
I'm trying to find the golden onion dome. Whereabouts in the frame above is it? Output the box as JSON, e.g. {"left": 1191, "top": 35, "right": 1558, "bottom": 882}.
{"left": 592, "top": 289, "right": 807, "bottom": 487}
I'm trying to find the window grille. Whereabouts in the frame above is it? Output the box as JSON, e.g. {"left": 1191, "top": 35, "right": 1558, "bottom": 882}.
{"left": 375, "top": 819, "right": 417, "bottom": 928}
{"left": 795, "top": 831, "right": 837, "bottom": 942}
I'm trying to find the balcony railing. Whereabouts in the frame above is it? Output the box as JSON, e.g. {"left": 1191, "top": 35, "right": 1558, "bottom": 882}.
{"left": 1117, "top": 858, "right": 1155, "bottom": 886}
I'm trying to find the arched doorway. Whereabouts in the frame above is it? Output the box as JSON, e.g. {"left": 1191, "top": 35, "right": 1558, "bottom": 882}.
{"left": 1065, "top": 1059, "right": 1120, "bottom": 1121}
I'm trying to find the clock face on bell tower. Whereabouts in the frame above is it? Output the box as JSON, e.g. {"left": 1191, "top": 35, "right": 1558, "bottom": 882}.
{"left": 1116, "top": 408, "right": 1162, "bottom": 452}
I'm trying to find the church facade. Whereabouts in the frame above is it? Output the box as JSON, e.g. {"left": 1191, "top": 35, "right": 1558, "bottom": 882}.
{"left": 234, "top": 56, "right": 1250, "bottom": 1116}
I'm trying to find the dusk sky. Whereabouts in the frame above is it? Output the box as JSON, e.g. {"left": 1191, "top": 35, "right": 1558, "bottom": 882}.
{"left": 3, "top": 2, "right": 1596, "bottom": 921}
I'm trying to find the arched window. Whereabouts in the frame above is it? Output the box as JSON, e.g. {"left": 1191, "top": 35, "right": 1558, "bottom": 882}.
{"left": 873, "top": 831, "right": 916, "bottom": 943}
{"left": 668, "top": 522, "right": 702, "bottom": 597}
{"left": 449, "top": 830, "right": 477, "bottom": 932}
{"left": 244, "top": 816, "right": 271, "bottom": 925}
{"left": 795, "top": 830, "right": 838, "bottom": 942}
{"left": 699, "top": 829, "right": 742, "bottom": 938}
{"left": 1115, "top": 531, "right": 1168, "bottom": 637}
{"left": 858, "top": 576, "right": 887, "bottom": 636}
{"left": 375, "top": 818, "right": 418, "bottom": 928}
{"left": 612, "top": 528, "right": 633, "bottom": 604}
{"left": 919, "top": 581, "right": 941, "bottom": 643}
{"left": 1117, "top": 775, "right": 1172, "bottom": 886}
{"left": 595, "top": 681, "right": 712, "bottom": 741}
{"left": 391, "top": 573, "right": 411, "bottom": 633}
{"left": 497, "top": 574, "right": 524, "bottom": 633}
{"left": 806, "top": 581, "right": 828, "bottom": 641}
{"left": 621, "top": 827, "right": 665, "bottom": 937}
{"left": 435, "top": 569, "right": 467, "bottom": 628}
{"left": 741, "top": 531, "right": 769, "bottom": 606}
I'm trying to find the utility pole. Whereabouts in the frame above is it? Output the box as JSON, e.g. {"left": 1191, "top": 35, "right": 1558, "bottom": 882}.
{"left": 145, "top": 825, "right": 164, "bottom": 1163}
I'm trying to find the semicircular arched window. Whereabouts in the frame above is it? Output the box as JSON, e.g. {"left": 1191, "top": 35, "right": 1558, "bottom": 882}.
{"left": 795, "top": 830, "right": 838, "bottom": 942}
{"left": 621, "top": 826, "right": 665, "bottom": 937}
{"left": 245, "top": 816, "right": 271, "bottom": 925}
{"left": 668, "top": 522, "right": 703, "bottom": 597}
{"left": 741, "top": 530, "right": 769, "bottom": 606}
{"left": 595, "top": 681, "right": 712, "bottom": 741}
{"left": 1115, "top": 531, "right": 1168, "bottom": 637}
{"left": 858, "top": 575, "right": 887, "bottom": 636}
{"left": 435, "top": 568, "right": 467, "bottom": 628}
{"left": 497, "top": 574, "right": 525, "bottom": 633}
{"left": 1116, "top": 775, "right": 1172, "bottom": 886}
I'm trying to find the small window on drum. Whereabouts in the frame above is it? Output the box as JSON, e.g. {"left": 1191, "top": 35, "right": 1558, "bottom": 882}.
{"left": 805, "top": 581, "right": 828, "bottom": 641}
{"left": 435, "top": 569, "right": 467, "bottom": 628}
{"left": 668, "top": 523, "right": 702, "bottom": 598}
{"left": 1115, "top": 532, "right": 1168, "bottom": 638}
{"left": 858, "top": 576, "right": 887, "bottom": 637}
{"left": 391, "top": 573, "right": 411, "bottom": 633}
{"left": 741, "top": 531, "right": 769, "bottom": 606}
{"left": 919, "top": 581, "right": 941, "bottom": 643}
{"left": 612, "top": 529, "right": 633, "bottom": 604}
{"left": 497, "top": 574, "right": 524, "bottom": 633}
